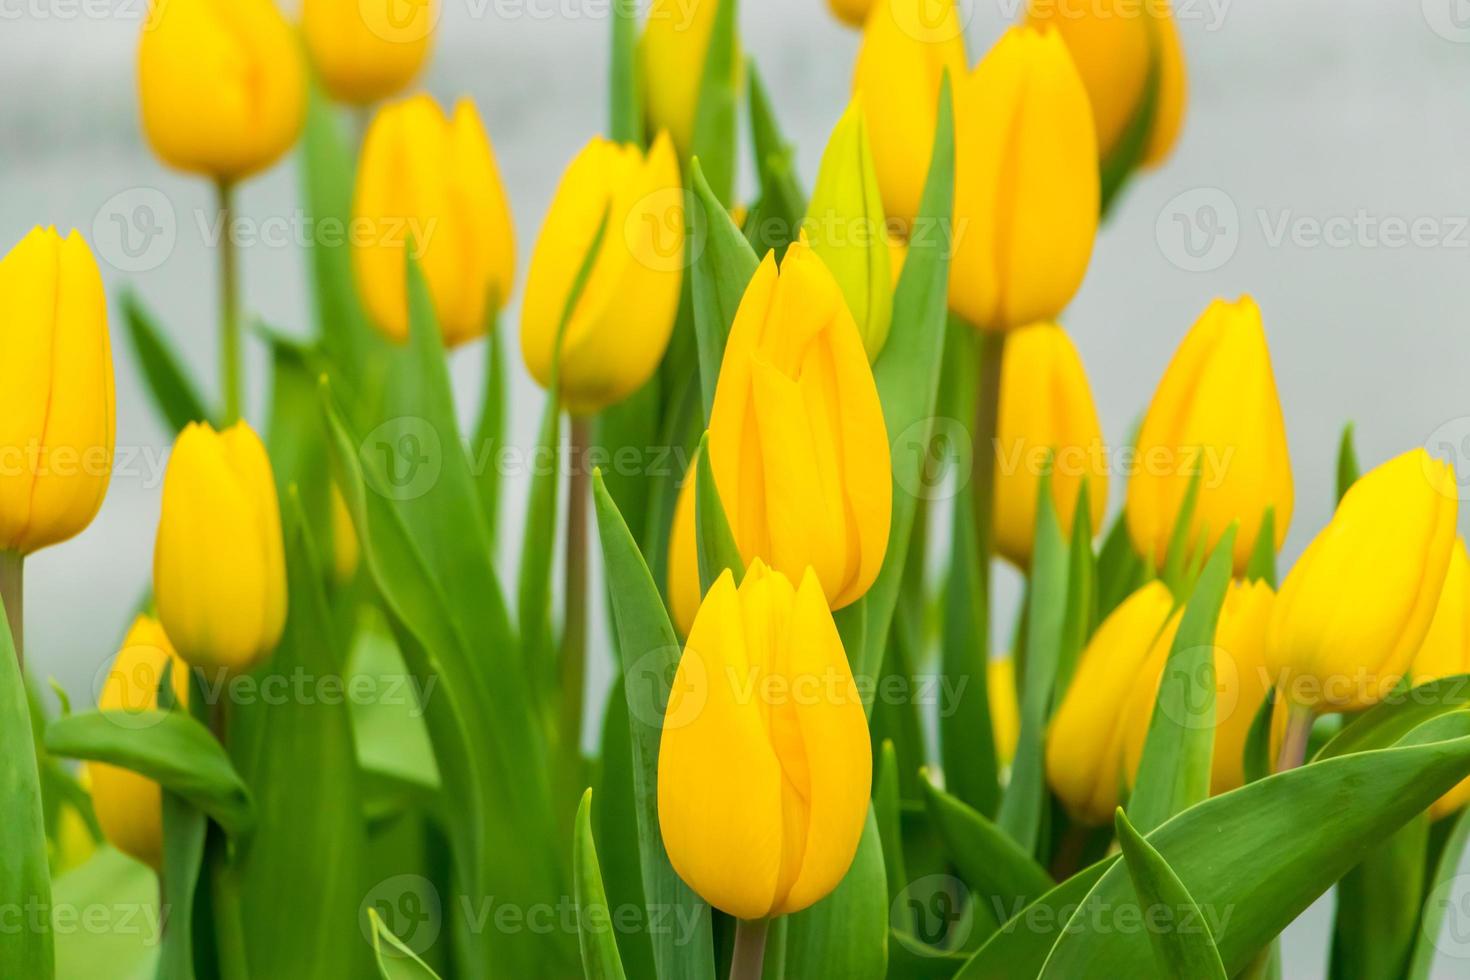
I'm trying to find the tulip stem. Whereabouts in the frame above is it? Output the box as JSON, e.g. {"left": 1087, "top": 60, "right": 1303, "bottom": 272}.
{"left": 559, "top": 415, "right": 591, "bottom": 795}
{"left": 0, "top": 551, "right": 22, "bottom": 669}
{"left": 730, "top": 918, "right": 770, "bottom": 980}
{"left": 1276, "top": 704, "right": 1315, "bottom": 773}
{"left": 971, "top": 331, "right": 1007, "bottom": 660}
{"left": 216, "top": 180, "right": 242, "bottom": 425}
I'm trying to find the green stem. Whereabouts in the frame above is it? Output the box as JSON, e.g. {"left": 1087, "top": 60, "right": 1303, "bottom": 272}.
{"left": 217, "top": 180, "right": 242, "bottom": 425}
{"left": 559, "top": 416, "right": 592, "bottom": 802}
{"left": 0, "top": 550, "right": 22, "bottom": 670}
{"left": 971, "top": 331, "right": 1007, "bottom": 663}
{"left": 1276, "top": 703, "right": 1315, "bottom": 773}
{"left": 209, "top": 830, "right": 249, "bottom": 980}
{"left": 729, "top": 918, "right": 770, "bottom": 980}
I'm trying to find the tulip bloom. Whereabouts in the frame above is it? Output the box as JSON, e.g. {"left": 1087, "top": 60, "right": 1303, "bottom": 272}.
{"left": 1127, "top": 296, "right": 1293, "bottom": 575}
{"left": 521, "top": 134, "right": 684, "bottom": 415}
{"left": 643, "top": 0, "right": 732, "bottom": 156}
{"left": 90, "top": 616, "right": 191, "bottom": 869}
{"left": 154, "top": 422, "right": 287, "bottom": 675}
{"left": 851, "top": 0, "right": 968, "bottom": 227}
{"left": 668, "top": 453, "right": 702, "bottom": 638}
{"left": 827, "top": 0, "right": 873, "bottom": 27}
{"left": 1025, "top": 0, "right": 1188, "bottom": 166}
{"left": 950, "top": 27, "right": 1099, "bottom": 331}
{"left": 0, "top": 228, "right": 115, "bottom": 556}
{"left": 353, "top": 95, "right": 516, "bottom": 347}
{"left": 302, "top": 0, "right": 436, "bottom": 106}
{"left": 138, "top": 0, "right": 305, "bottom": 181}
{"left": 1410, "top": 541, "right": 1470, "bottom": 819}
{"left": 658, "top": 562, "right": 871, "bottom": 919}
{"left": 708, "top": 241, "right": 891, "bottom": 610}
{"left": 1047, "top": 582, "right": 1180, "bottom": 824}
{"left": 1268, "top": 449, "right": 1458, "bottom": 714}
{"left": 805, "top": 99, "right": 893, "bottom": 361}
{"left": 993, "top": 323, "right": 1107, "bottom": 568}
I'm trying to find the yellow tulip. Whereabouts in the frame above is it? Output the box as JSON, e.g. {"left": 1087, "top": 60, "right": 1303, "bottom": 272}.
{"left": 642, "top": 0, "right": 732, "bottom": 156}
{"left": 708, "top": 241, "right": 891, "bottom": 610}
{"left": 989, "top": 655, "right": 1020, "bottom": 765}
{"left": 0, "top": 228, "right": 115, "bottom": 556}
{"left": 1126, "top": 296, "right": 1293, "bottom": 576}
{"left": 668, "top": 452, "right": 702, "bottom": 638}
{"left": 992, "top": 322, "right": 1107, "bottom": 568}
{"left": 805, "top": 99, "right": 893, "bottom": 361}
{"left": 1047, "top": 581, "right": 1180, "bottom": 824}
{"left": 154, "top": 421, "right": 287, "bottom": 675}
{"left": 1268, "top": 449, "right": 1459, "bottom": 714}
{"left": 1025, "top": 0, "right": 1188, "bottom": 166}
{"left": 89, "top": 616, "right": 191, "bottom": 869}
{"left": 138, "top": 0, "right": 305, "bottom": 181}
{"left": 827, "top": 0, "right": 873, "bottom": 27}
{"left": 852, "top": 0, "right": 968, "bottom": 227}
{"left": 353, "top": 94, "right": 516, "bottom": 347}
{"left": 521, "top": 134, "right": 684, "bottom": 415}
{"left": 1410, "top": 541, "right": 1470, "bottom": 819}
{"left": 950, "top": 26, "right": 1099, "bottom": 331}
{"left": 302, "top": 0, "right": 436, "bottom": 106}
{"left": 330, "top": 484, "right": 359, "bottom": 585}
{"left": 658, "top": 561, "right": 871, "bottom": 919}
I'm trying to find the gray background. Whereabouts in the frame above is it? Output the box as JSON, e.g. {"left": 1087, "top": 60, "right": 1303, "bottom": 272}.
{"left": 4, "top": 0, "right": 1470, "bottom": 975}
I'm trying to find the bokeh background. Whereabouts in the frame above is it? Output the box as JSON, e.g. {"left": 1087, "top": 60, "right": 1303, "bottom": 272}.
{"left": 4, "top": 0, "right": 1470, "bottom": 974}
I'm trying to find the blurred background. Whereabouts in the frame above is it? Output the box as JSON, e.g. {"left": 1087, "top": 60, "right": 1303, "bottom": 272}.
{"left": 3, "top": 0, "right": 1470, "bottom": 974}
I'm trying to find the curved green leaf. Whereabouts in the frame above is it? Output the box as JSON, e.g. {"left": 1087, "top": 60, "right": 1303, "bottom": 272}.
{"left": 1329, "top": 814, "right": 1426, "bottom": 980}
{"left": 921, "top": 772, "right": 1054, "bottom": 912}
{"left": 1242, "top": 688, "right": 1276, "bottom": 786}
{"left": 953, "top": 859, "right": 1114, "bottom": 980}
{"left": 1407, "top": 802, "right": 1470, "bottom": 979}
{"left": 694, "top": 431, "right": 743, "bottom": 594}
{"left": 1113, "top": 808, "right": 1227, "bottom": 980}
{"left": 785, "top": 809, "right": 887, "bottom": 980}
{"left": 874, "top": 741, "right": 907, "bottom": 909}
{"left": 689, "top": 158, "right": 760, "bottom": 422}
{"left": 1336, "top": 422, "right": 1361, "bottom": 505}
{"left": 689, "top": 0, "right": 739, "bottom": 202}
{"left": 121, "top": 290, "right": 210, "bottom": 433}
{"left": 1245, "top": 507, "right": 1277, "bottom": 587}
{"left": 1316, "top": 674, "right": 1470, "bottom": 762}
{"left": 608, "top": 0, "right": 642, "bottom": 145}
{"left": 575, "top": 790, "right": 629, "bottom": 980}
{"left": 369, "top": 907, "right": 442, "bottom": 980}
{"left": 1, "top": 599, "right": 53, "bottom": 977}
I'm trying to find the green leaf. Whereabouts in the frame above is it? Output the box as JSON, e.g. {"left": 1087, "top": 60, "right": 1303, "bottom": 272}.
{"left": 121, "top": 290, "right": 211, "bottom": 433}
{"left": 1096, "top": 507, "right": 1147, "bottom": 621}
{"left": 574, "top": 790, "right": 629, "bottom": 980}
{"left": 689, "top": 0, "right": 739, "bottom": 203}
{"left": 921, "top": 772, "right": 1055, "bottom": 911}
{"left": 784, "top": 809, "right": 887, "bottom": 980}
{"left": 592, "top": 679, "right": 656, "bottom": 980}
{"left": 369, "top": 907, "right": 443, "bottom": 980}
{"left": 1159, "top": 467, "right": 1202, "bottom": 596}
{"left": 1329, "top": 815, "right": 1427, "bottom": 980}
{"left": 1407, "top": 802, "right": 1470, "bottom": 979}
{"left": 45, "top": 711, "right": 252, "bottom": 836}
{"left": 874, "top": 741, "right": 907, "bottom": 910}
{"left": 1315, "top": 674, "right": 1470, "bottom": 761}
{"left": 591, "top": 472, "right": 716, "bottom": 980}
{"left": 1053, "top": 479, "right": 1097, "bottom": 706}
{"left": 472, "top": 322, "right": 507, "bottom": 543}
{"left": 996, "top": 466, "right": 1068, "bottom": 855}
{"left": 689, "top": 158, "right": 761, "bottom": 421}
{"left": 155, "top": 786, "right": 205, "bottom": 980}
{"left": 1245, "top": 506, "right": 1277, "bottom": 587}
{"left": 1337, "top": 422, "right": 1361, "bottom": 505}
{"left": 744, "top": 61, "right": 807, "bottom": 261}
{"left": 1242, "top": 687, "right": 1276, "bottom": 786}
{"left": 1098, "top": 13, "right": 1163, "bottom": 217}
{"left": 1127, "top": 525, "right": 1236, "bottom": 834}
{"left": 953, "top": 859, "right": 1115, "bottom": 980}
{"left": 609, "top": 0, "right": 642, "bottom": 145}
{"left": 1, "top": 600, "right": 53, "bottom": 978}
{"left": 858, "top": 75, "right": 955, "bottom": 685}
{"left": 53, "top": 847, "right": 159, "bottom": 979}
{"left": 890, "top": 930, "right": 970, "bottom": 979}
{"left": 694, "top": 432, "right": 743, "bottom": 594}
{"left": 1112, "top": 808, "right": 1228, "bottom": 980}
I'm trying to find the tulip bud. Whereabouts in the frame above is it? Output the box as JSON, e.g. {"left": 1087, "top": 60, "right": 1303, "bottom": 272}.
{"left": 658, "top": 561, "right": 871, "bottom": 919}
{"left": 805, "top": 99, "right": 893, "bottom": 362}
{"left": 827, "top": 0, "right": 873, "bottom": 27}
{"left": 330, "top": 484, "right": 360, "bottom": 585}
{"left": 1267, "top": 449, "right": 1459, "bottom": 714}
{"left": 993, "top": 323, "right": 1107, "bottom": 568}
{"left": 950, "top": 26, "right": 1099, "bottom": 331}
{"left": 642, "top": 0, "right": 736, "bottom": 156}
{"left": 89, "top": 616, "right": 191, "bottom": 869}
{"left": 353, "top": 95, "right": 516, "bottom": 347}
{"left": 1126, "top": 296, "right": 1293, "bottom": 576}
{"left": 1410, "top": 541, "right": 1470, "bottom": 819}
{"left": 1047, "top": 582, "right": 1180, "bottom": 824}
{"left": 302, "top": 0, "right": 436, "bottom": 106}
{"left": 668, "top": 451, "right": 701, "bottom": 638}
{"left": 521, "top": 134, "right": 684, "bottom": 415}
{"left": 989, "top": 655, "right": 1020, "bottom": 766}
{"left": 851, "top": 0, "right": 968, "bottom": 227}
{"left": 1025, "top": 0, "right": 1187, "bottom": 167}
{"left": 138, "top": 0, "right": 305, "bottom": 181}
{"left": 154, "top": 421, "right": 287, "bottom": 675}
{"left": 707, "top": 241, "right": 891, "bottom": 610}
{"left": 0, "top": 228, "right": 115, "bottom": 556}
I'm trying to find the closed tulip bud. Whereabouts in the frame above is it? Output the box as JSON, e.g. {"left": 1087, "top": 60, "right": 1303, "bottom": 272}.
{"left": 643, "top": 0, "right": 734, "bottom": 156}
{"left": 993, "top": 323, "right": 1107, "bottom": 568}
{"left": 330, "top": 484, "right": 359, "bottom": 585}
{"left": 658, "top": 561, "right": 871, "bottom": 919}
{"left": 668, "top": 451, "right": 702, "bottom": 638}
{"left": 353, "top": 95, "right": 516, "bottom": 347}
{"left": 302, "top": 0, "right": 436, "bottom": 106}
{"left": 0, "top": 228, "right": 115, "bottom": 556}
{"left": 1047, "top": 582, "right": 1180, "bottom": 824}
{"left": 950, "top": 27, "right": 1099, "bottom": 331}
{"left": 138, "top": 0, "right": 305, "bottom": 181}
{"left": 154, "top": 422, "right": 287, "bottom": 675}
{"left": 852, "top": 0, "right": 968, "bottom": 227}
{"left": 522, "top": 134, "right": 684, "bottom": 415}
{"left": 708, "top": 241, "right": 891, "bottom": 610}
{"left": 1268, "top": 450, "right": 1459, "bottom": 714}
{"left": 90, "top": 616, "right": 191, "bottom": 869}
{"left": 1025, "top": 0, "right": 1188, "bottom": 167}
{"left": 805, "top": 99, "right": 893, "bottom": 361}
{"left": 1410, "top": 541, "right": 1470, "bottom": 819}
{"left": 828, "top": 0, "right": 873, "bottom": 27}
{"left": 1127, "top": 296, "right": 1293, "bottom": 575}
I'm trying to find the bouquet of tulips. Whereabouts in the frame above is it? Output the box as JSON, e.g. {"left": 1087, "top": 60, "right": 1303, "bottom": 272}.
{"left": 4, "top": 0, "right": 1468, "bottom": 978}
